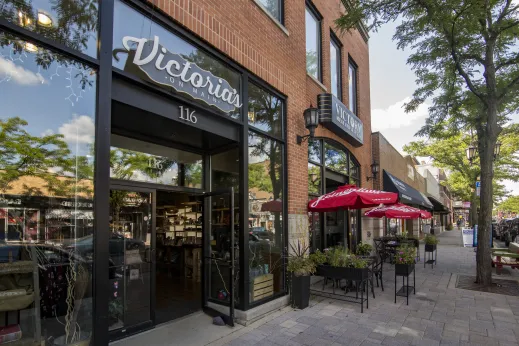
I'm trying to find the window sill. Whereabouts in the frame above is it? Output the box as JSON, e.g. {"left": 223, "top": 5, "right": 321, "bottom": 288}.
{"left": 252, "top": 0, "right": 289, "bottom": 36}
{"left": 307, "top": 73, "right": 327, "bottom": 92}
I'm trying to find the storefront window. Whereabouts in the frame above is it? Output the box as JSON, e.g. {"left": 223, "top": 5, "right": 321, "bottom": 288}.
{"left": 0, "top": 33, "right": 95, "bottom": 344}
{"left": 308, "top": 138, "right": 321, "bottom": 163}
{"left": 248, "top": 131, "right": 284, "bottom": 304}
{"left": 308, "top": 163, "right": 321, "bottom": 195}
{"left": 0, "top": 0, "right": 98, "bottom": 58}
{"left": 248, "top": 82, "right": 282, "bottom": 138}
{"left": 110, "top": 135, "right": 203, "bottom": 189}
{"left": 324, "top": 141, "right": 348, "bottom": 174}
{"left": 112, "top": 0, "right": 241, "bottom": 119}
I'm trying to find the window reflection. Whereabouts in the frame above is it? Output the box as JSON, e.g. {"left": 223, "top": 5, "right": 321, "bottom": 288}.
{"left": 308, "top": 163, "right": 321, "bottom": 195}
{"left": 324, "top": 142, "right": 348, "bottom": 174}
{"left": 248, "top": 131, "right": 284, "bottom": 303}
{"left": 248, "top": 82, "right": 282, "bottom": 138}
{"left": 0, "top": 33, "right": 95, "bottom": 344}
{"left": 257, "top": 0, "right": 282, "bottom": 22}
{"left": 305, "top": 7, "right": 320, "bottom": 80}
{"left": 1, "top": 0, "right": 98, "bottom": 58}
{"left": 112, "top": 0, "right": 241, "bottom": 119}
{"left": 308, "top": 138, "right": 321, "bottom": 163}
{"left": 110, "top": 135, "right": 202, "bottom": 189}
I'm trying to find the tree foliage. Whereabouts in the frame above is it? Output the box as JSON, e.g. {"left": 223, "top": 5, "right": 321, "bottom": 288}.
{"left": 337, "top": 0, "right": 519, "bottom": 285}
{"left": 496, "top": 195, "right": 519, "bottom": 214}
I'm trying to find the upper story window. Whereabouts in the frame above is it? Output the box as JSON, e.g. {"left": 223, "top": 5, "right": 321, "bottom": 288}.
{"left": 305, "top": 3, "right": 322, "bottom": 81}
{"left": 0, "top": 0, "right": 98, "bottom": 58}
{"left": 257, "top": 0, "right": 283, "bottom": 24}
{"left": 330, "top": 33, "right": 342, "bottom": 100}
{"left": 349, "top": 61, "right": 358, "bottom": 114}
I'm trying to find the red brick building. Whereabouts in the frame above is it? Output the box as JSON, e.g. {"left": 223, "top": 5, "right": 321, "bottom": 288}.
{"left": 0, "top": 0, "right": 372, "bottom": 343}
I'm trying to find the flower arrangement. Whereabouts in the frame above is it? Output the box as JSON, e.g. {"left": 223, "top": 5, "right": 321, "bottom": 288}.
{"left": 355, "top": 242, "right": 373, "bottom": 256}
{"left": 394, "top": 245, "right": 416, "bottom": 265}
{"left": 424, "top": 234, "right": 439, "bottom": 245}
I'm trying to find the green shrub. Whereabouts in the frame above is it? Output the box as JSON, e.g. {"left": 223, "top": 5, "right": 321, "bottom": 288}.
{"left": 394, "top": 245, "right": 416, "bottom": 264}
{"left": 424, "top": 234, "right": 439, "bottom": 245}
{"left": 355, "top": 242, "right": 373, "bottom": 256}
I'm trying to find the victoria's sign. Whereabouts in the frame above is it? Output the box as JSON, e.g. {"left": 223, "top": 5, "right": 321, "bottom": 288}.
{"left": 116, "top": 36, "right": 242, "bottom": 113}
{"left": 318, "top": 93, "right": 363, "bottom": 146}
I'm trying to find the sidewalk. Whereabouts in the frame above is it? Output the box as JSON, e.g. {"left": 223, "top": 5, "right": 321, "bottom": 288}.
{"left": 210, "top": 243, "right": 519, "bottom": 346}
{"left": 436, "top": 229, "right": 462, "bottom": 246}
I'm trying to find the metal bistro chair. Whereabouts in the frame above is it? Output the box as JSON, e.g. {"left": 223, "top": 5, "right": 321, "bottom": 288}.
{"left": 372, "top": 239, "right": 386, "bottom": 291}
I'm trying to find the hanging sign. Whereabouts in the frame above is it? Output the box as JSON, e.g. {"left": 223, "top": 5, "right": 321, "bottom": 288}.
{"left": 317, "top": 93, "right": 364, "bottom": 146}
{"left": 117, "top": 36, "right": 242, "bottom": 113}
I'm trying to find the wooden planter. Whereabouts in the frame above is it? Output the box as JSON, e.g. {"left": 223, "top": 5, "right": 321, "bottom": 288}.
{"left": 251, "top": 273, "right": 274, "bottom": 302}
{"left": 395, "top": 263, "right": 415, "bottom": 276}
{"left": 316, "top": 265, "right": 369, "bottom": 281}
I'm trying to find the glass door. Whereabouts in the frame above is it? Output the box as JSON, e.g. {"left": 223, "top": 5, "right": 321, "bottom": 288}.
{"left": 108, "top": 186, "right": 154, "bottom": 339}
{"left": 202, "top": 188, "right": 235, "bottom": 326}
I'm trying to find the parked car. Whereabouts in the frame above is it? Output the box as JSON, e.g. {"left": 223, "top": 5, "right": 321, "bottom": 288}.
{"left": 499, "top": 218, "right": 519, "bottom": 246}
{"left": 249, "top": 226, "right": 274, "bottom": 241}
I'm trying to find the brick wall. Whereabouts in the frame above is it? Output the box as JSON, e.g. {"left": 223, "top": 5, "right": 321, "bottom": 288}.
{"left": 147, "top": 0, "right": 372, "bottom": 217}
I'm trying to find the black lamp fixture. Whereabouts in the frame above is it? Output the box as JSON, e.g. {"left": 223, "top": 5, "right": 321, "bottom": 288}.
{"left": 366, "top": 161, "right": 380, "bottom": 181}
{"left": 297, "top": 105, "right": 320, "bottom": 145}
{"left": 494, "top": 141, "right": 502, "bottom": 160}
{"left": 466, "top": 143, "right": 477, "bottom": 164}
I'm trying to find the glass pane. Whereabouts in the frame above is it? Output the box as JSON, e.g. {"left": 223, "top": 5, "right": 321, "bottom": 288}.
{"left": 210, "top": 148, "right": 240, "bottom": 306}
{"left": 248, "top": 132, "right": 284, "bottom": 303}
{"left": 308, "top": 163, "right": 321, "bottom": 195}
{"left": 324, "top": 142, "right": 348, "bottom": 174}
{"left": 305, "top": 8, "right": 319, "bottom": 79}
{"left": 0, "top": 33, "right": 96, "bottom": 343}
{"left": 109, "top": 190, "right": 152, "bottom": 331}
{"left": 308, "top": 138, "right": 321, "bottom": 163}
{"left": 248, "top": 82, "right": 282, "bottom": 138}
{"left": 110, "top": 134, "right": 203, "bottom": 189}
{"left": 324, "top": 180, "right": 345, "bottom": 248}
{"left": 113, "top": 0, "right": 241, "bottom": 119}
{"left": 1, "top": 0, "right": 98, "bottom": 58}
{"left": 349, "top": 158, "right": 358, "bottom": 179}
{"left": 330, "top": 41, "right": 340, "bottom": 99}
{"left": 349, "top": 64, "right": 357, "bottom": 114}
{"left": 308, "top": 207, "right": 321, "bottom": 253}
{"left": 257, "top": 0, "right": 281, "bottom": 22}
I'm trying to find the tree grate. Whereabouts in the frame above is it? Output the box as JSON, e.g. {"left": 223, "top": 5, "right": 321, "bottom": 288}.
{"left": 456, "top": 275, "right": 519, "bottom": 296}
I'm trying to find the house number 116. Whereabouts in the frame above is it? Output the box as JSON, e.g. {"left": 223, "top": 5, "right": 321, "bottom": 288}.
{"left": 179, "top": 106, "right": 197, "bottom": 124}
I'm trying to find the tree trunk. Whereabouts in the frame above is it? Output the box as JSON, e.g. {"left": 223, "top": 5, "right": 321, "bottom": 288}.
{"left": 475, "top": 105, "right": 498, "bottom": 286}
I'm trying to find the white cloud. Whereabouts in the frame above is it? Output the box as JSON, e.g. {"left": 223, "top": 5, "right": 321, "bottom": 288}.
{"left": 58, "top": 115, "right": 95, "bottom": 144}
{"left": 0, "top": 57, "right": 45, "bottom": 85}
{"left": 40, "top": 129, "right": 54, "bottom": 137}
{"left": 371, "top": 97, "right": 429, "bottom": 131}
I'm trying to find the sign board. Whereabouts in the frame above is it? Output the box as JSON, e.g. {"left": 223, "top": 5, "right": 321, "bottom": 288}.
{"left": 476, "top": 181, "right": 481, "bottom": 197}
{"left": 453, "top": 201, "right": 463, "bottom": 208}
{"left": 462, "top": 228, "right": 474, "bottom": 247}
{"left": 476, "top": 181, "right": 481, "bottom": 188}
{"left": 462, "top": 202, "right": 471, "bottom": 209}
{"left": 317, "top": 93, "right": 364, "bottom": 146}
{"left": 472, "top": 224, "right": 493, "bottom": 248}
{"left": 116, "top": 36, "right": 242, "bottom": 113}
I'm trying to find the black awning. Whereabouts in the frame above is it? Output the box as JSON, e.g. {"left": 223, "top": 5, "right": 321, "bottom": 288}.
{"left": 427, "top": 196, "right": 450, "bottom": 214}
{"left": 383, "top": 170, "right": 433, "bottom": 209}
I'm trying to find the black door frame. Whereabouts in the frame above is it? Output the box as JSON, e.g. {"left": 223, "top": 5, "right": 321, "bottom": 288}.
{"left": 201, "top": 188, "right": 235, "bottom": 326}
{"left": 107, "top": 182, "right": 156, "bottom": 342}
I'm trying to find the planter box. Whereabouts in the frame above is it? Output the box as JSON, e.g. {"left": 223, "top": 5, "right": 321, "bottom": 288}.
{"left": 425, "top": 244, "right": 437, "bottom": 252}
{"left": 251, "top": 274, "right": 273, "bottom": 302}
{"left": 291, "top": 275, "right": 310, "bottom": 309}
{"left": 395, "top": 263, "right": 415, "bottom": 276}
{"left": 316, "top": 265, "right": 369, "bottom": 281}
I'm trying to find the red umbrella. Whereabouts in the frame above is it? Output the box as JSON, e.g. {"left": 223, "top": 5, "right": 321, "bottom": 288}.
{"left": 365, "top": 203, "right": 432, "bottom": 219}
{"left": 307, "top": 185, "right": 399, "bottom": 212}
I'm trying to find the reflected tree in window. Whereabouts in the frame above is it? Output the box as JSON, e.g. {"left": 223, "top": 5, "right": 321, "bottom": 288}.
{"left": 308, "top": 163, "right": 321, "bottom": 194}
{"left": 1, "top": 0, "right": 98, "bottom": 57}
{"left": 248, "top": 82, "right": 282, "bottom": 137}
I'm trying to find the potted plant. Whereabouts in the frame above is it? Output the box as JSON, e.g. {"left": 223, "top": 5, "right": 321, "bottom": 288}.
{"left": 424, "top": 234, "right": 439, "bottom": 252}
{"left": 287, "top": 240, "right": 315, "bottom": 309}
{"left": 394, "top": 245, "right": 416, "bottom": 276}
{"left": 314, "top": 247, "right": 369, "bottom": 282}
{"left": 355, "top": 242, "right": 373, "bottom": 257}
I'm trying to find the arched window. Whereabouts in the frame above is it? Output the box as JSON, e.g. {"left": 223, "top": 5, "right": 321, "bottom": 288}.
{"left": 308, "top": 138, "right": 361, "bottom": 251}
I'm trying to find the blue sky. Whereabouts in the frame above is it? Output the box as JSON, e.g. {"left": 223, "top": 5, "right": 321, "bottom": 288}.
{"left": 369, "top": 22, "right": 519, "bottom": 196}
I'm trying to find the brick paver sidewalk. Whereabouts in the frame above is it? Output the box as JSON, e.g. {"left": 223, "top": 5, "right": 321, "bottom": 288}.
{"left": 210, "top": 241, "right": 519, "bottom": 346}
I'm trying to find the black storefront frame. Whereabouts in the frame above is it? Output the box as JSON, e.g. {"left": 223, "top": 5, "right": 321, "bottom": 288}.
{"left": 308, "top": 138, "right": 362, "bottom": 251}
{"left": 0, "top": 0, "right": 288, "bottom": 344}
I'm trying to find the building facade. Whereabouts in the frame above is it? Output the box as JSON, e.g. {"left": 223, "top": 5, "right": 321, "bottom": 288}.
{"left": 371, "top": 132, "right": 432, "bottom": 237}
{"left": 0, "top": 0, "right": 371, "bottom": 344}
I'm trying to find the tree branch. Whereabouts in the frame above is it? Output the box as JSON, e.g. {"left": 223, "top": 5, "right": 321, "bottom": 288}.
{"left": 498, "top": 73, "right": 519, "bottom": 102}
{"left": 496, "top": 53, "right": 519, "bottom": 71}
